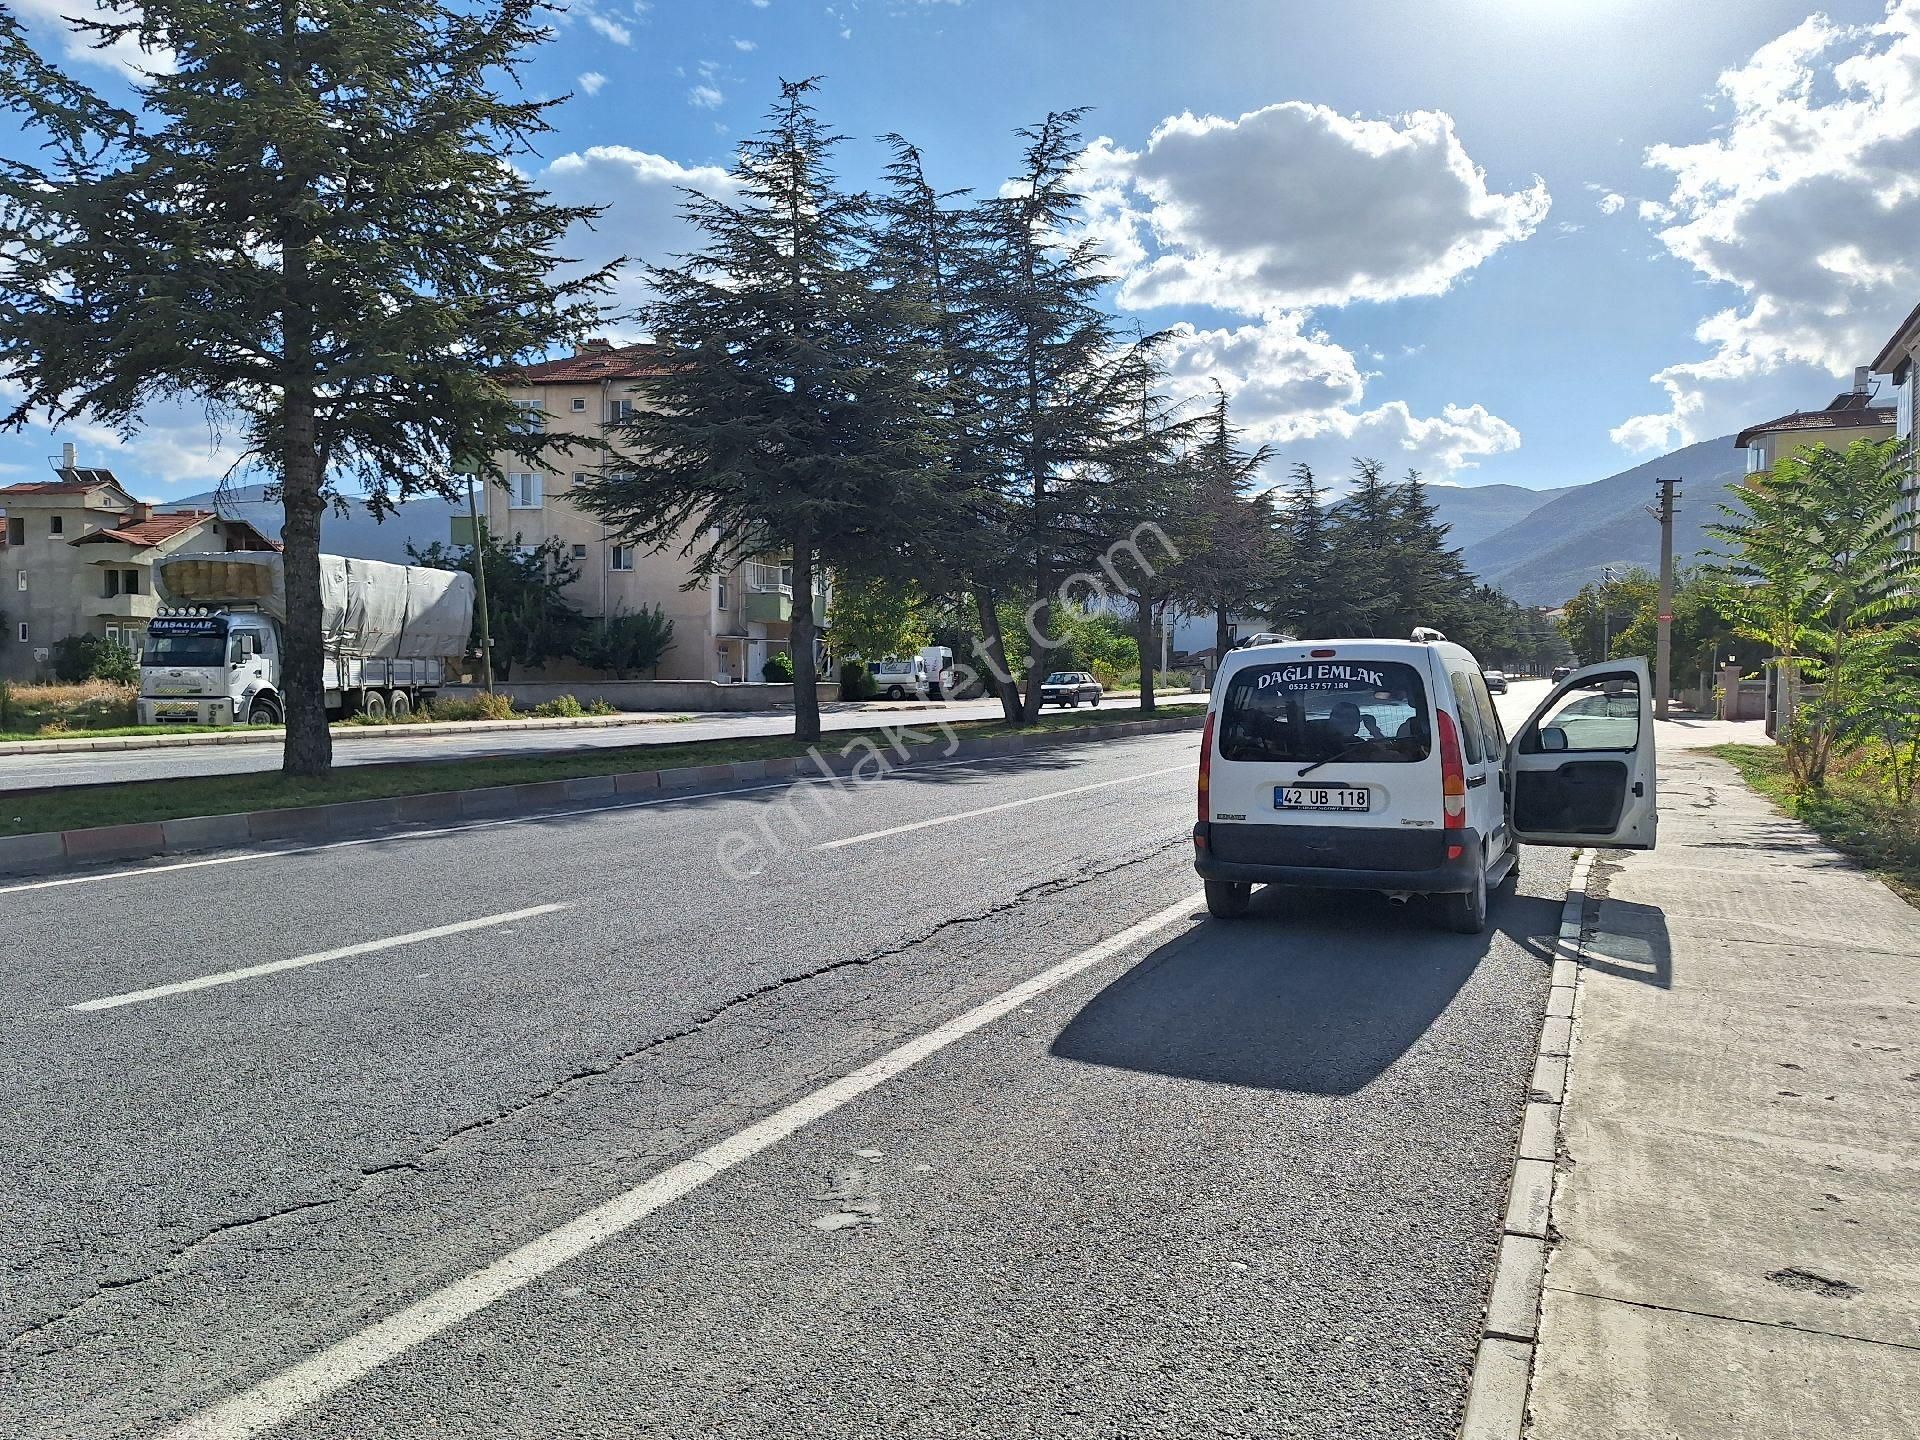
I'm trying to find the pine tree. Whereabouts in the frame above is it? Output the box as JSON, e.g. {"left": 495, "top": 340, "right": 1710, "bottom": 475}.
{"left": 1171, "top": 383, "right": 1276, "bottom": 659}
{"left": 970, "top": 110, "right": 1155, "bottom": 721}
{"left": 573, "top": 79, "right": 941, "bottom": 742}
{"left": 1274, "top": 463, "right": 1330, "bottom": 637}
{"left": 0, "top": 0, "right": 615, "bottom": 776}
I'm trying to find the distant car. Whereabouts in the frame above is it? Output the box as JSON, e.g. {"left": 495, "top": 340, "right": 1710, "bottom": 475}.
{"left": 1482, "top": 669, "right": 1508, "bottom": 695}
{"left": 1040, "top": 670, "right": 1103, "bottom": 708}
{"left": 1551, "top": 665, "right": 1574, "bottom": 682}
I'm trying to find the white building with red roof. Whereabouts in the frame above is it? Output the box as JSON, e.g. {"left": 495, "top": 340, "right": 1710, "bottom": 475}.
{"left": 0, "top": 446, "right": 276, "bottom": 680}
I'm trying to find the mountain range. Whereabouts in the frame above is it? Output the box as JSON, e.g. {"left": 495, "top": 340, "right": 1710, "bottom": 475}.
{"left": 160, "top": 434, "right": 1748, "bottom": 610}
{"left": 160, "top": 484, "right": 466, "bottom": 563}
{"left": 1430, "top": 434, "right": 1745, "bottom": 605}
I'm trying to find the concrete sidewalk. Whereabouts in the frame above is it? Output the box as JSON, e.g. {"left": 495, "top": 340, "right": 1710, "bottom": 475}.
{"left": 1529, "top": 737, "right": 1920, "bottom": 1437}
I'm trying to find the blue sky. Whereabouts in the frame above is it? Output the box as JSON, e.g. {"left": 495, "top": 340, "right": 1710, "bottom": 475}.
{"left": 6, "top": 0, "right": 1917, "bottom": 497}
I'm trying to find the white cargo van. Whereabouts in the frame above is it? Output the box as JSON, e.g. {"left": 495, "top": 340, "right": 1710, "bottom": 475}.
{"left": 1193, "top": 634, "right": 1656, "bottom": 932}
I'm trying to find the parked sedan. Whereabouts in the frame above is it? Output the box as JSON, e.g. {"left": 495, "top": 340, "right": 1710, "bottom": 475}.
{"left": 1551, "top": 665, "right": 1574, "bottom": 682}
{"left": 1482, "top": 668, "right": 1509, "bottom": 695}
{"left": 1040, "top": 670, "right": 1103, "bottom": 708}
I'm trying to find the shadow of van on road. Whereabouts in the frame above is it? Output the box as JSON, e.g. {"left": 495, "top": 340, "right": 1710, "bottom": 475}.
{"left": 1050, "top": 883, "right": 1565, "bottom": 1096}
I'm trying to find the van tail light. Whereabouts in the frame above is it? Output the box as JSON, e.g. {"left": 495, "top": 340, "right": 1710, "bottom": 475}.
{"left": 1198, "top": 711, "right": 1216, "bottom": 825}
{"left": 1436, "top": 708, "right": 1467, "bottom": 830}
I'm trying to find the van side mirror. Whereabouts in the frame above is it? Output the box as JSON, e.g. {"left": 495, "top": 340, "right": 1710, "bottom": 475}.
{"left": 1540, "top": 725, "right": 1569, "bottom": 753}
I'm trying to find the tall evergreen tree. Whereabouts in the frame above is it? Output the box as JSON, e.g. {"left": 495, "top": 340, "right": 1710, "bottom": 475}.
{"left": 1273, "top": 463, "right": 1329, "bottom": 638}
{"left": 1172, "top": 384, "right": 1277, "bottom": 659}
{"left": 870, "top": 134, "right": 1022, "bottom": 721}
{"left": 970, "top": 110, "right": 1155, "bottom": 721}
{"left": 0, "top": 0, "right": 615, "bottom": 776}
{"left": 574, "top": 79, "right": 941, "bottom": 742}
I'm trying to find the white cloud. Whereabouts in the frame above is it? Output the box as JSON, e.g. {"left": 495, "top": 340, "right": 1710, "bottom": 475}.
{"left": 538, "top": 146, "right": 745, "bottom": 314}
{"left": 1615, "top": 0, "right": 1920, "bottom": 450}
{"left": 688, "top": 83, "right": 724, "bottom": 109}
{"left": 1159, "top": 315, "right": 1520, "bottom": 478}
{"left": 733, "top": 36, "right": 757, "bottom": 50}
{"left": 1080, "top": 102, "right": 1549, "bottom": 313}
{"left": 1596, "top": 191, "right": 1626, "bottom": 215}
{"left": 588, "top": 13, "right": 632, "bottom": 44}
{"left": 9, "top": 0, "right": 170, "bottom": 79}
{"left": 577, "top": 71, "right": 607, "bottom": 96}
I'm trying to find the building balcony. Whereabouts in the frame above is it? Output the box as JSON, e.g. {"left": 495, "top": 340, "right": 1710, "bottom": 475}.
{"left": 744, "top": 588, "right": 792, "bottom": 624}
{"left": 93, "top": 591, "right": 156, "bottom": 619}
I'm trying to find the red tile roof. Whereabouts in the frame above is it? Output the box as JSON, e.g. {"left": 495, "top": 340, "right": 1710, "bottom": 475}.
{"left": 0, "top": 480, "right": 96, "bottom": 496}
{"left": 71, "top": 510, "right": 219, "bottom": 548}
{"left": 507, "top": 341, "right": 665, "bottom": 385}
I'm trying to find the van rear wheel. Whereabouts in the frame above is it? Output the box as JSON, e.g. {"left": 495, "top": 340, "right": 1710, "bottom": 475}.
{"left": 1204, "top": 880, "right": 1252, "bottom": 919}
{"left": 1440, "top": 865, "right": 1488, "bottom": 935}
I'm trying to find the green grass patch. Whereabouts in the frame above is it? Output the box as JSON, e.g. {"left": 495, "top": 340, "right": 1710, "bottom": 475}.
{"left": 1, "top": 705, "right": 1195, "bottom": 838}
{"left": 1714, "top": 744, "right": 1920, "bottom": 905}
{"left": 0, "top": 724, "right": 263, "bottom": 744}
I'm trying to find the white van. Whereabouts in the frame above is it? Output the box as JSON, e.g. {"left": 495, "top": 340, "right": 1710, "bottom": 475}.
{"left": 1194, "top": 634, "right": 1656, "bottom": 932}
{"left": 870, "top": 646, "right": 956, "bottom": 700}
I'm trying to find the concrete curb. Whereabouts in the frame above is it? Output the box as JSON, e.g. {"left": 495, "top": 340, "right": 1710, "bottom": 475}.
{"left": 0, "top": 710, "right": 690, "bottom": 755}
{"left": 0, "top": 712, "right": 1204, "bottom": 879}
{"left": 1459, "top": 849, "right": 1595, "bottom": 1440}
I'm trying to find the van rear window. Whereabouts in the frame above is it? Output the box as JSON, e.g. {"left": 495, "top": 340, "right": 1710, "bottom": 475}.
{"left": 1218, "top": 660, "right": 1432, "bottom": 765}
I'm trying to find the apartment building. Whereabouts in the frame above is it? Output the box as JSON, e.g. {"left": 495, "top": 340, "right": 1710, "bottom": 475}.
{"left": 0, "top": 449, "right": 277, "bottom": 682}
{"left": 480, "top": 340, "right": 823, "bottom": 683}
{"left": 1871, "top": 301, "right": 1920, "bottom": 547}
{"left": 1733, "top": 367, "right": 1896, "bottom": 482}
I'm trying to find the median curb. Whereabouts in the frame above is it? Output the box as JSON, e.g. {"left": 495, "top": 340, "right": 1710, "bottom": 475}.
{"left": 0, "top": 710, "right": 691, "bottom": 755}
{"left": 0, "top": 712, "right": 1204, "bottom": 879}
{"left": 1459, "top": 849, "right": 1594, "bottom": 1440}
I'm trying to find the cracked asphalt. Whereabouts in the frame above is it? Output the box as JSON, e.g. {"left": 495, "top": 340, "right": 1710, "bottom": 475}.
{"left": 0, "top": 718, "right": 1566, "bottom": 1438}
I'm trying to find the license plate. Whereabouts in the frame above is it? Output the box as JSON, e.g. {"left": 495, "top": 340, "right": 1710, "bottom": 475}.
{"left": 156, "top": 703, "right": 198, "bottom": 718}
{"left": 1276, "top": 785, "right": 1370, "bottom": 812}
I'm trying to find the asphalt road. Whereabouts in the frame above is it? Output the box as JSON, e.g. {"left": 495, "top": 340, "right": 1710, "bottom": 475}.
{"left": 2, "top": 683, "right": 1565, "bottom": 1438}
{"left": 0, "top": 693, "right": 1204, "bottom": 793}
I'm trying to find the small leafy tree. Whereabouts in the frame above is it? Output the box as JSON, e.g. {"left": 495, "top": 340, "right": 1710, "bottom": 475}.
{"left": 410, "top": 530, "right": 586, "bottom": 681}
{"left": 1711, "top": 437, "right": 1919, "bottom": 788}
{"left": 826, "top": 572, "right": 932, "bottom": 661}
{"left": 50, "top": 633, "right": 138, "bottom": 685}
{"left": 1560, "top": 568, "right": 1659, "bottom": 665}
{"left": 0, "top": 0, "right": 615, "bottom": 776}
{"left": 573, "top": 606, "right": 675, "bottom": 680}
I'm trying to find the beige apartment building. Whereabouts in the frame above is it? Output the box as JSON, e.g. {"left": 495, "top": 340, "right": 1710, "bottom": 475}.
{"left": 0, "top": 450, "right": 276, "bottom": 682}
{"left": 478, "top": 340, "right": 822, "bottom": 683}
{"left": 1734, "top": 368, "right": 1895, "bottom": 481}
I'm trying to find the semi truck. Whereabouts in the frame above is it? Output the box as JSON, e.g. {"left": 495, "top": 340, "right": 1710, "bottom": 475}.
{"left": 137, "top": 552, "right": 475, "bottom": 726}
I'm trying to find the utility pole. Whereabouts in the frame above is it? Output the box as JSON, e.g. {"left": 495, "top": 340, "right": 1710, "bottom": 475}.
{"left": 465, "top": 470, "right": 496, "bottom": 693}
{"left": 1652, "top": 476, "right": 1681, "bottom": 720}
{"left": 1598, "top": 564, "right": 1619, "bottom": 665}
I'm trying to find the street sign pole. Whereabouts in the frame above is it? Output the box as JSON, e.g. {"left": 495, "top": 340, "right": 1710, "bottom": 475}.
{"left": 1654, "top": 476, "right": 1680, "bottom": 721}
{"left": 466, "top": 470, "right": 496, "bottom": 694}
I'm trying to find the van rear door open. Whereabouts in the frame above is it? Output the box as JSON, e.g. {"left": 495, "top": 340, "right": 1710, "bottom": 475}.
{"left": 1505, "top": 658, "right": 1657, "bottom": 850}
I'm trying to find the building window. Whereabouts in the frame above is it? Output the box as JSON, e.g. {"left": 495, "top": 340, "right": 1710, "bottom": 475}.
{"left": 716, "top": 574, "right": 730, "bottom": 610}
{"left": 48, "top": 515, "right": 63, "bottom": 536}
{"left": 105, "top": 569, "right": 119, "bottom": 597}
{"left": 15, "top": 569, "right": 24, "bottom": 591}
{"left": 15, "top": 622, "right": 26, "bottom": 643}
{"left": 609, "top": 544, "right": 634, "bottom": 572}
{"left": 571, "top": 543, "right": 588, "bottom": 559}
{"left": 1746, "top": 445, "right": 1765, "bottom": 475}
{"left": 607, "top": 398, "right": 635, "bottom": 423}
{"left": 512, "top": 399, "right": 546, "bottom": 432}
{"left": 5, "top": 517, "right": 21, "bottom": 547}
{"left": 571, "top": 397, "right": 587, "bottom": 413}
{"left": 507, "top": 473, "right": 543, "bottom": 509}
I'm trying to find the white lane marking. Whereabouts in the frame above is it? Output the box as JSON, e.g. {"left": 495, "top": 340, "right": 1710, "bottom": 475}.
{"left": 813, "top": 764, "right": 1191, "bottom": 851}
{"left": 157, "top": 891, "right": 1204, "bottom": 1440}
{"left": 0, "top": 733, "right": 1200, "bottom": 897}
{"left": 70, "top": 904, "right": 571, "bottom": 1012}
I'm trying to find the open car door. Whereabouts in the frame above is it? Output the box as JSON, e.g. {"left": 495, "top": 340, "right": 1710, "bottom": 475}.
{"left": 1506, "top": 657, "right": 1657, "bottom": 851}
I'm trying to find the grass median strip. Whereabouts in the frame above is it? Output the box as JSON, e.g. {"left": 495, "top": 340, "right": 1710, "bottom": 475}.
{"left": 1715, "top": 743, "right": 1920, "bottom": 905}
{"left": 2, "top": 706, "right": 1198, "bottom": 840}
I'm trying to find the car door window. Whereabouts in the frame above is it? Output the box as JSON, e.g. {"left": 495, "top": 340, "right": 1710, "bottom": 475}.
{"left": 1448, "top": 671, "right": 1487, "bottom": 765}
{"left": 1525, "top": 674, "right": 1642, "bottom": 754}
{"left": 1469, "top": 672, "right": 1504, "bottom": 751}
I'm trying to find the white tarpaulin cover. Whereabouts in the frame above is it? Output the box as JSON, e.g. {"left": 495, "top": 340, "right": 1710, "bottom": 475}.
{"left": 155, "top": 552, "right": 474, "bottom": 660}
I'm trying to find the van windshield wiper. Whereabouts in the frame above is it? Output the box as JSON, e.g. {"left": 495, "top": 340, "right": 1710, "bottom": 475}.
{"left": 1296, "top": 740, "right": 1371, "bottom": 778}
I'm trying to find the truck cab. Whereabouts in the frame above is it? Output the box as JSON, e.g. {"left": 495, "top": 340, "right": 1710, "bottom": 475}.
{"left": 138, "top": 610, "right": 283, "bottom": 726}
